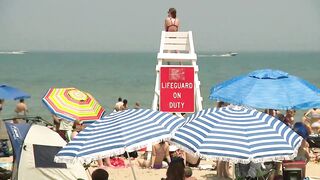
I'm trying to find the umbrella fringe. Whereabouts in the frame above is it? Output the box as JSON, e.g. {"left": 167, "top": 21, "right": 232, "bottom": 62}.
{"left": 55, "top": 136, "right": 172, "bottom": 164}
{"left": 170, "top": 138, "right": 302, "bottom": 164}
{"left": 54, "top": 147, "right": 126, "bottom": 164}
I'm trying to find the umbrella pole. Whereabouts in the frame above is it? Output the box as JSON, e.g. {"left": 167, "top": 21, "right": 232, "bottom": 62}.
{"left": 126, "top": 151, "right": 137, "bottom": 180}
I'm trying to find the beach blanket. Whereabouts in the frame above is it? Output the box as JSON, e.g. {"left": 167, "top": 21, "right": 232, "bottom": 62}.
{"left": 110, "top": 157, "right": 126, "bottom": 168}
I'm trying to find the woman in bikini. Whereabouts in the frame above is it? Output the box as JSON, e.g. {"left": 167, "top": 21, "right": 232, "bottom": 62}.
{"left": 164, "top": 8, "right": 180, "bottom": 65}
{"left": 165, "top": 8, "right": 180, "bottom": 32}
{"left": 305, "top": 108, "right": 320, "bottom": 133}
{"left": 138, "top": 141, "right": 171, "bottom": 169}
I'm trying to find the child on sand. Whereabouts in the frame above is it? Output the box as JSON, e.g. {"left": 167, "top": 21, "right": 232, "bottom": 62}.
{"left": 185, "top": 166, "right": 197, "bottom": 180}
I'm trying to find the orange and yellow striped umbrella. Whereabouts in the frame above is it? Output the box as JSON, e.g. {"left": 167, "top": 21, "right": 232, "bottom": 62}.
{"left": 42, "top": 87, "right": 105, "bottom": 124}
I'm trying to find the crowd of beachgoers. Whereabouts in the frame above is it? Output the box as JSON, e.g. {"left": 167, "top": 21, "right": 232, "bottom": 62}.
{"left": 93, "top": 103, "right": 320, "bottom": 180}
{"left": 1, "top": 95, "right": 320, "bottom": 180}
{"left": 52, "top": 98, "right": 320, "bottom": 179}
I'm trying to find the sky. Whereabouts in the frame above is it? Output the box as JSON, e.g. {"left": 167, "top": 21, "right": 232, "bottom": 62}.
{"left": 0, "top": 0, "right": 319, "bottom": 52}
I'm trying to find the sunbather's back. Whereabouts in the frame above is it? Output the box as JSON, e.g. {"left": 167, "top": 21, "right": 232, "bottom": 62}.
{"left": 152, "top": 142, "right": 170, "bottom": 168}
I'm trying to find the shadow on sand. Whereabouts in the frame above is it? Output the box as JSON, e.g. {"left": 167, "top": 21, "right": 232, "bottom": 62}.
{"left": 202, "top": 173, "right": 233, "bottom": 180}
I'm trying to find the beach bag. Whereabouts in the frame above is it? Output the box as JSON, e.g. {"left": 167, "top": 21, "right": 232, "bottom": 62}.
{"left": 123, "top": 151, "right": 138, "bottom": 159}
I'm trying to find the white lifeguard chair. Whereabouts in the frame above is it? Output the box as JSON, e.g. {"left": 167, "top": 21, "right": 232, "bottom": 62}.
{"left": 152, "top": 31, "right": 203, "bottom": 113}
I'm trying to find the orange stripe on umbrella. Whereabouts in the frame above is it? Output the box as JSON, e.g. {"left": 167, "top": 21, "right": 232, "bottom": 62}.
{"left": 42, "top": 87, "right": 105, "bottom": 124}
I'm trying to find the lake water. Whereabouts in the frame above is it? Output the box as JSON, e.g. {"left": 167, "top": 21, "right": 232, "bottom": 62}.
{"left": 0, "top": 51, "right": 319, "bottom": 121}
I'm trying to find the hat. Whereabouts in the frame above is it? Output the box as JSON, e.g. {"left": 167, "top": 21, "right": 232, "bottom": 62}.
{"left": 169, "top": 145, "right": 178, "bottom": 152}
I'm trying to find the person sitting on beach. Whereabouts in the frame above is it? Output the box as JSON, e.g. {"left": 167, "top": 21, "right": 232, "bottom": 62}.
{"left": 52, "top": 115, "right": 73, "bottom": 142}
{"left": 114, "top": 97, "right": 123, "bottom": 112}
{"left": 162, "top": 157, "right": 185, "bottom": 180}
{"left": 173, "top": 149, "right": 201, "bottom": 167}
{"left": 14, "top": 98, "right": 28, "bottom": 123}
{"left": 215, "top": 101, "right": 233, "bottom": 178}
{"left": 295, "top": 140, "right": 311, "bottom": 162}
{"left": 134, "top": 101, "right": 141, "bottom": 109}
{"left": 53, "top": 115, "right": 63, "bottom": 136}
{"left": 120, "top": 99, "right": 128, "bottom": 111}
{"left": 276, "top": 112, "right": 285, "bottom": 123}
{"left": 264, "top": 109, "right": 276, "bottom": 117}
{"left": 284, "top": 109, "right": 296, "bottom": 127}
{"left": 71, "top": 120, "right": 84, "bottom": 140}
{"left": 294, "top": 139, "right": 311, "bottom": 178}
{"left": 152, "top": 141, "right": 171, "bottom": 168}
{"left": 217, "top": 161, "right": 233, "bottom": 179}
{"left": 185, "top": 166, "right": 197, "bottom": 180}
{"left": 97, "top": 157, "right": 113, "bottom": 169}
{"left": 305, "top": 108, "right": 320, "bottom": 124}
{"left": 305, "top": 108, "right": 320, "bottom": 134}
{"left": 138, "top": 141, "right": 171, "bottom": 169}
{"left": 91, "top": 168, "right": 109, "bottom": 180}
{"left": 0, "top": 99, "right": 4, "bottom": 113}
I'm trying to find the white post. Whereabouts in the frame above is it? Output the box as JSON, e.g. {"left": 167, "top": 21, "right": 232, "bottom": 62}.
{"left": 126, "top": 151, "right": 137, "bottom": 180}
{"left": 152, "top": 63, "right": 161, "bottom": 111}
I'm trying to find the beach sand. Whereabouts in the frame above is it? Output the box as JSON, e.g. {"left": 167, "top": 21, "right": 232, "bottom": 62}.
{"left": 0, "top": 156, "right": 319, "bottom": 179}
{"left": 0, "top": 125, "right": 319, "bottom": 179}
{"left": 89, "top": 159, "right": 320, "bottom": 180}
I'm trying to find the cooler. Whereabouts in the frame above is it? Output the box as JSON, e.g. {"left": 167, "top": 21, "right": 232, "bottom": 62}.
{"left": 282, "top": 160, "right": 306, "bottom": 180}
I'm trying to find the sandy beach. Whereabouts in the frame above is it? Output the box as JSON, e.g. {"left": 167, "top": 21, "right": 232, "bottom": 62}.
{"left": 0, "top": 153, "right": 318, "bottom": 179}
{"left": 86, "top": 158, "right": 320, "bottom": 180}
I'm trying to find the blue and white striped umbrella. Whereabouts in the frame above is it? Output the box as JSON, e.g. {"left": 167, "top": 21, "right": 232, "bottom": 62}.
{"left": 55, "top": 109, "right": 186, "bottom": 163}
{"left": 171, "top": 106, "right": 303, "bottom": 164}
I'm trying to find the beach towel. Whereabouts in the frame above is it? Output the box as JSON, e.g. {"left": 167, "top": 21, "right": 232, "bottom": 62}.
{"left": 110, "top": 157, "right": 126, "bottom": 168}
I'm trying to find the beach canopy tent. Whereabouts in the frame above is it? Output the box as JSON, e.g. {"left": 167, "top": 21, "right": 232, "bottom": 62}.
{"left": 42, "top": 87, "right": 105, "bottom": 124}
{"left": 55, "top": 109, "right": 186, "bottom": 180}
{"left": 210, "top": 69, "right": 320, "bottom": 110}
{"left": 0, "top": 84, "right": 30, "bottom": 100}
{"left": 5, "top": 123, "right": 88, "bottom": 180}
{"left": 171, "top": 106, "right": 303, "bottom": 164}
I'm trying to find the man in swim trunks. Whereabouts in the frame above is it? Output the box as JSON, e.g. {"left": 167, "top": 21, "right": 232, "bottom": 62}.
{"left": 14, "top": 99, "right": 28, "bottom": 123}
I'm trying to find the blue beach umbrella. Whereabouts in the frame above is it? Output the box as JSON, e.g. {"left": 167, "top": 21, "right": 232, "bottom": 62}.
{"left": 0, "top": 84, "right": 30, "bottom": 100}
{"left": 210, "top": 69, "right": 320, "bottom": 110}
{"left": 171, "top": 106, "right": 303, "bottom": 164}
{"left": 55, "top": 108, "right": 186, "bottom": 164}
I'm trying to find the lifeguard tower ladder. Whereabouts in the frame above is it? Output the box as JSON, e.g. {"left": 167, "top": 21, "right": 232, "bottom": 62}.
{"left": 152, "top": 31, "right": 203, "bottom": 112}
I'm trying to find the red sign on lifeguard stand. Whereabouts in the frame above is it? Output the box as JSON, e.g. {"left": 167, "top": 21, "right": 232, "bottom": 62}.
{"left": 160, "top": 67, "right": 195, "bottom": 113}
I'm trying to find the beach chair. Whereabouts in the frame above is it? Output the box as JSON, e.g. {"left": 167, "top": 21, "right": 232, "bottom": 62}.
{"left": 157, "top": 31, "right": 197, "bottom": 63}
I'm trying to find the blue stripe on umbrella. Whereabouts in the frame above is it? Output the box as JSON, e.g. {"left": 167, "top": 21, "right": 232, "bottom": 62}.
{"left": 171, "top": 106, "right": 303, "bottom": 164}
{"left": 55, "top": 109, "right": 186, "bottom": 163}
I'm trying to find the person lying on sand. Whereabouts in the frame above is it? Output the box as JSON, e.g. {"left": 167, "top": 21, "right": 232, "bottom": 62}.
{"left": 172, "top": 149, "right": 200, "bottom": 167}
